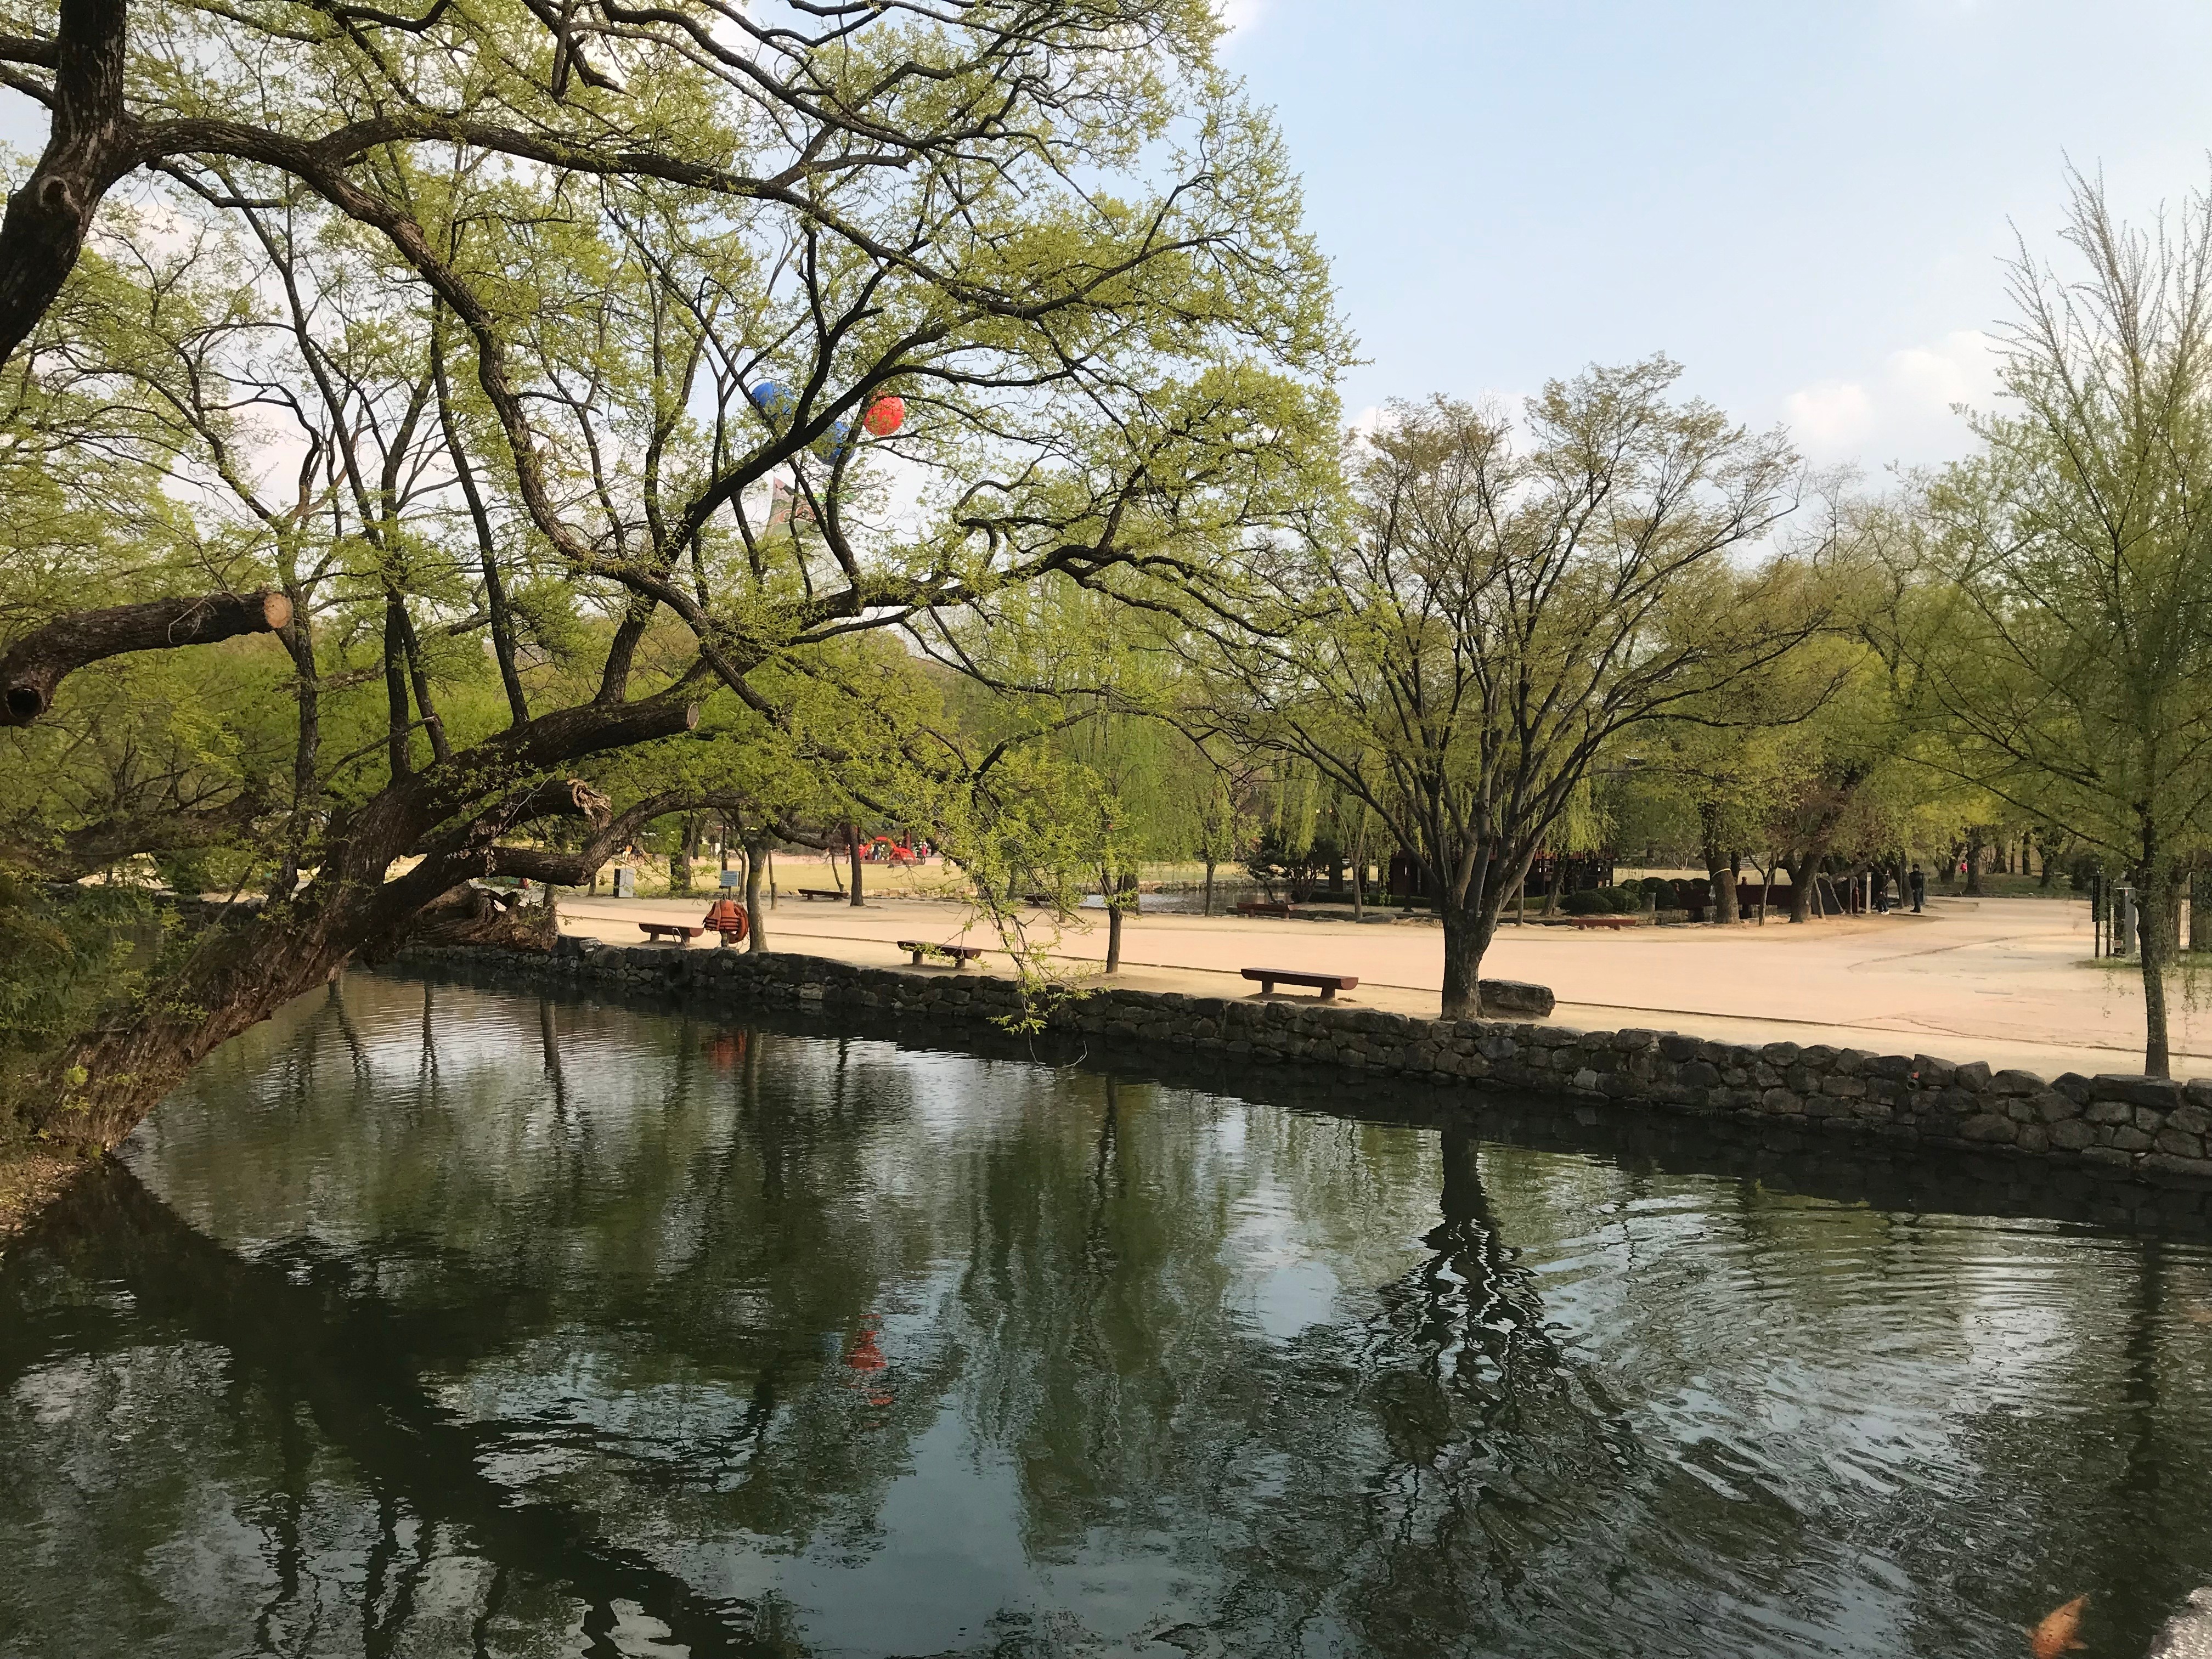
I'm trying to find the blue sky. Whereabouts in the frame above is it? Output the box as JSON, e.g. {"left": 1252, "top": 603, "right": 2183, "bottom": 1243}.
{"left": 1223, "top": 0, "right": 2212, "bottom": 471}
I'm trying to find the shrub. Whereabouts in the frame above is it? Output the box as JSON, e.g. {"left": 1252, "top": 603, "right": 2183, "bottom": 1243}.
{"left": 156, "top": 851, "right": 214, "bottom": 897}
{"left": 1561, "top": 889, "right": 1609, "bottom": 916}
{"left": 1604, "top": 884, "right": 1644, "bottom": 913}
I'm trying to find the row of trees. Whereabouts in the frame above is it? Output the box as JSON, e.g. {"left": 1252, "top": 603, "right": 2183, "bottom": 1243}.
{"left": 0, "top": 0, "right": 2205, "bottom": 1155}
{"left": 940, "top": 170, "right": 2212, "bottom": 1075}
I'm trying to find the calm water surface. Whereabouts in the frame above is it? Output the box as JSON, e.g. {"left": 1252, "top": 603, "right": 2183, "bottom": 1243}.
{"left": 5, "top": 974, "right": 2212, "bottom": 1658}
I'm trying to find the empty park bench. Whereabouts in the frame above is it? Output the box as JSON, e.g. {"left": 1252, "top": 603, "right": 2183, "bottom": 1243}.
{"left": 795, "top": 888, "right": 847, "bottom": 901}
{"left": 1235, "top": 900, "right": 1296, "bottom": 918}
{"left": 638, "top": 922, "right": 703, "bottom": 945}
{"left": 1241, "top": 967, "right": 1358, "bottom": 1001}
{"left": 898, "top": 941, "right": 986, "bottom": 968}
{"left": 1568, "top": 915, "right": 1641, "bottom": 930}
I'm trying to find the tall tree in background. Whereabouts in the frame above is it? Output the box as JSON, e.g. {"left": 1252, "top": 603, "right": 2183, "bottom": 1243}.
{"left": 1205, "top": 366, "right": 1809, "bottom": 1018}
{"left": 1925, "top": 170, "right": 2212, "bottom": 1077}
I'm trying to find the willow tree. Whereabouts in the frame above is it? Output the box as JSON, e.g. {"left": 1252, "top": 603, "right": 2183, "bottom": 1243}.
{"left": 1924, "top": 170, "right": 2212, "bottom": 1077}
{"left": 1203, "top": 366, "right": 1808, "bottom": 1018}
{"left": 0, "top": 0, "right": 1344, "bottom": 1150}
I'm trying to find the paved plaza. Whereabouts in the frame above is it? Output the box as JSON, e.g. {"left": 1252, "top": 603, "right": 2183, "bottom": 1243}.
{"left": 554, "top": 876, "right": 2202, "bottom": 1080}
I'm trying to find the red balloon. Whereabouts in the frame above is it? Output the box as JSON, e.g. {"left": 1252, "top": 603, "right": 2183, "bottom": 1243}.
{"left": 862, "top": 395, "right": 905, "bottom": 437}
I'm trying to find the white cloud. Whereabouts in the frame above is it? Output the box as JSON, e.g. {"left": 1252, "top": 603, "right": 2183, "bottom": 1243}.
{"left": 1781, "top": 379, "right": 1878, "bottom": 453}
{"left": 1218, "top": 0, "right": 1264, "bottom": 39}
{"left": 1888, "top": 331, "right": 1996, "bottom": 412}
{"left": 1781, "top": 331, "right": 1995, "bottom": 468}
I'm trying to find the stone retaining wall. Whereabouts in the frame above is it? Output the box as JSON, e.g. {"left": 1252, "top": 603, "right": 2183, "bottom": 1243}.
{"left": 396, "top": 937, "right": 2212, "bottom": 1188}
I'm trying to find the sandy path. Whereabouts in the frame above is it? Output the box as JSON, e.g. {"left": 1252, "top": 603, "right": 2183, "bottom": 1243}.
{"left": 553, "top": 886, "right": 2200, "bottom": 1080}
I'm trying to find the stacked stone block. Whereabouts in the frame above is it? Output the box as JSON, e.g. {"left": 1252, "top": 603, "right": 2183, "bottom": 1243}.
{"left": 399, "top": 938, "right": 2212, "bottom": 1186}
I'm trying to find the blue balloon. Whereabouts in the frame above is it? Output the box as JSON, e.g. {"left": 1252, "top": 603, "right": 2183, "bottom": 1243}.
{"left": 813, "top": 418, "right": 853, "bottom": 462}
{"left": 748, "top": 381, "right": 794, "bottom": 420}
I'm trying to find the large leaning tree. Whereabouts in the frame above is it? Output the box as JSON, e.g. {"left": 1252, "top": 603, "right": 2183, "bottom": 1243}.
{"left": 0, "top": 0, "right": 1345, "bottom": 1150}
{"left": 1197, "top": 368, "right": 1817, "bottom": 1019}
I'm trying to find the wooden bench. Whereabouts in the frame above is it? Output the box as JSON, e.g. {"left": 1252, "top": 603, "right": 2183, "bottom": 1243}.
{"left": 1235, "top": 900, "right": 1296, "bottom": 918}
{"left": 639, "top": 922, "right": 703, "bottom": 944}
{"left": 898, "top": 940, "right": 986, "bottom": 968}
{"left": 1568, "top": 915, "right": 1641, "bottom": 930}
{"left": 795, "top": 888, "right": 847, "bottom": 901}
{"left": 1242, "top": 967, "right": 1357, "bottom": 1000}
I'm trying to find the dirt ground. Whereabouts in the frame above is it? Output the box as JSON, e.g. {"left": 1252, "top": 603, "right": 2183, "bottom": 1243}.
{"left": 557, "top": 859, "right": 2201, "bottom": 1080}
{"left": 0, "top": 1150, "right": 88, "bottom": 1246}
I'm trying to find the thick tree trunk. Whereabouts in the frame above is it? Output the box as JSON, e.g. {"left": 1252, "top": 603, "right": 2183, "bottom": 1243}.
{"left": 848, "top": 826, "right": 864, "bottom": 906}
{"left": 1203, "top": 856, "right": 1216, "bottom": 917}
{"left": 743, "top": 836, "right": 771, "bottom": 952}
{"left": 1700, "top": 806, "right": 1739, "bottom": 925}
{"left": 1786, "top": 855, "right": 1815, "bottom": 923}
{"left": 1440, "top": 901, "right": 1492, "bottom": 1019}
{"left": 0, "top": 0, "right": 131, "bottom": 373}
{"left": 44, "top": 886, "right": 372, "bottom": 1149}
{"left": 1964, "top": 830, "right": 1985, "bottom": 896}
{"left": 22, "top": 688, "right": 706, "bottom": 1151}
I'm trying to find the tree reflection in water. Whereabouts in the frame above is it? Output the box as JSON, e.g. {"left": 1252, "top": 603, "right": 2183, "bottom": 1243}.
{"left": 4, "top": 973, "right": 2212, "bottom": 1658}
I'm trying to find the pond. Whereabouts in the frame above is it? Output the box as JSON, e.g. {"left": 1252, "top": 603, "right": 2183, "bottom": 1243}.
{"left": 4, "top": 973, "right": 2211, "bottom": 1658}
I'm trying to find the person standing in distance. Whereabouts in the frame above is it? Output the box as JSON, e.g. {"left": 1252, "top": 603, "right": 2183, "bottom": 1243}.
{"left": 1909, "top": 865, "right": 1926, "bottom": 913}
